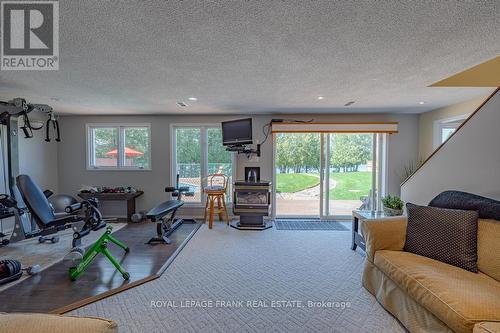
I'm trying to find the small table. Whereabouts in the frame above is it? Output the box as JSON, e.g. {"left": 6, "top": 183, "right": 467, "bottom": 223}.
{"left": 351, "top": 210, "right": 390, "bottom": 251}
{"left": 78, "top": 191, "right": 144, "bottom": 222}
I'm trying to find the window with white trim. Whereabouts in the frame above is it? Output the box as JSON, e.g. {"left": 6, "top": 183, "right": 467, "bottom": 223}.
{"left": 433, "top": 114, "right": 469, "bottom": 149}
{"left": 87, "top": 124, "right": 151, "bottom": 170}
{"left": 172, "top": 125, "right": 234, "bottom": 204}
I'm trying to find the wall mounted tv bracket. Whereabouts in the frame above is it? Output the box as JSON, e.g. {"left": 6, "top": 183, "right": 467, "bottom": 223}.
{"left": 226, "top": 143, "right": 261, "bottom": 157}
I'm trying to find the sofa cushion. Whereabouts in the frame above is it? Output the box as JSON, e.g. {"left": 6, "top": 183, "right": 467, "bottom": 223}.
{"left": 404, "top": 203, "right": 478, "bottom": 272}
{"left": 374, "top": 250, "right": 500, "bottom": 333}
{"left": 0, "top": 313, "right": 117, "bottom": 333}
{"left": 478, "top": 219, "right": 500, "bottom": 282}
{"left": 474, "top": 322, "right": 500, "bottom": 333}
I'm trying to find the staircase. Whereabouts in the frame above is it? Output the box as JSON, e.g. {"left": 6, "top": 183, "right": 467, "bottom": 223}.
{"left": 401, "top": 88, "right": 500, "bottom": 205}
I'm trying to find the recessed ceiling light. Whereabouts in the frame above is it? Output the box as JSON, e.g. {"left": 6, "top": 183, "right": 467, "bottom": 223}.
{"left": 419, "top": 101, "right": 425, "bottom": 105}
{"left": 188, "top": 97, "right": 198, "bottom": 101}
{"left": 317, "top": 96, "right": 325, "bottom": 100}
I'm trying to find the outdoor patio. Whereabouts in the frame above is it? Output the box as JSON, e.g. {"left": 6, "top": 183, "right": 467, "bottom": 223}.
{"left": 276, "top": 198, "right": 361, "bottom": 217}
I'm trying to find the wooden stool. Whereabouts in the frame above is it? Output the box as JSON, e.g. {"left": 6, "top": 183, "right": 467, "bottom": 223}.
{"left": 203, "top": 174, "right": 230, "bottom": 229}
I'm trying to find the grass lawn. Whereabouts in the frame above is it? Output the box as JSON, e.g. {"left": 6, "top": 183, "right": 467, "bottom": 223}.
{"left": 276, "top": 173, "right": 319, "bottom": 193}
{"left": 329, "top": 171, "right": 371, "bottom": 200}
{"left": 276, "top": 171, "right": 371, "bottom": 199}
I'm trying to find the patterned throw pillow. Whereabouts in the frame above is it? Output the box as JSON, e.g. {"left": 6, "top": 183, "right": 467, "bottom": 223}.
{"left": 404, "top": 203, "right": 479, "bottom": 272}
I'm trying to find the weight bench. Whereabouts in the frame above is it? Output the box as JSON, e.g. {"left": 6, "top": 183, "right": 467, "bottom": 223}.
{"left": 146, "top": 175, "right": 196, "bottom": 244}
{"left": 12, "top": 175, "right": 84, "bottom": 247}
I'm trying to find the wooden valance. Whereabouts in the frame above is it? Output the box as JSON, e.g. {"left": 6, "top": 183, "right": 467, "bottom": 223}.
{"left": 271, "top": 122, "right": 398, "bottom": 134}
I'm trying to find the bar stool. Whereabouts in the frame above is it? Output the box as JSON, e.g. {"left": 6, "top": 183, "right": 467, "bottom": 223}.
{"left": 203, "top": 174, "right": 230, "bottom": 229}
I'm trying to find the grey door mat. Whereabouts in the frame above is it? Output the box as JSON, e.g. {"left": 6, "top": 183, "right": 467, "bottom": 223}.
{"left": 274, "top": 219, "right": 349, "bottom": 230}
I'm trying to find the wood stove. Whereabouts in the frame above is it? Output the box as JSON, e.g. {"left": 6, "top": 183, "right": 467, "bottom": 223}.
{"left": 231, "top": 180, "right": 272, "bottom": 230}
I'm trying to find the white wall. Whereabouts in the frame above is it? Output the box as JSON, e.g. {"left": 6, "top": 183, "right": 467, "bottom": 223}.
{"left": 57, "top": 113, "right": 419, "bottom": 217}
{"left": 401, "top": 89, "right": 500, "bottom": 205}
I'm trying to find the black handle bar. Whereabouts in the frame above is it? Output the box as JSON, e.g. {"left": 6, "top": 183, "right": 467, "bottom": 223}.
{"left": 165, "top": 186, "right": 191, "bottom": 193}
{"left": 45, "top": 116, "right": 61, "bottom": 142}
{"left": 65, "top": 202, "right": 83, "bottom": 213}
{"left": 65, "top": 198, "right": 99, "bottom": 214}
{"left": 0, "top": 194, "right": 18, "bottom": 208}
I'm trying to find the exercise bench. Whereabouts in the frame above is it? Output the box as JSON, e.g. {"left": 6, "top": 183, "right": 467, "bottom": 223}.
{"left": 146, "top": 175, "right": 196, "bottom": 244}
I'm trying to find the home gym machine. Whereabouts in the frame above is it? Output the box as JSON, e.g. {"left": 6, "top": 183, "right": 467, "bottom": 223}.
{"left": 15, "top": 174, "right": 130, "bottom": 280}
{"left": 146, "top": 174, "right": 196, "bottom": 244}
{"left": 0, "top": 98, "right": 130, "bottom": 280}
{"left": 0, "top": 98, "right": 63, "bottom": 244}
{"left": 0, "top": 202, "right": 13, "bottom": 247}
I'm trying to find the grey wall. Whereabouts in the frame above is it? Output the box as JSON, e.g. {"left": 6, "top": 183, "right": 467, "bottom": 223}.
{"left": 0, "top": 114, "right": 59, "bottom": 233}
{"left": 0, "top": 113, "right": 59, "bottom": 193}
{"left": 402, "top": 90, "right": 500, "bottom": 204}
{"left": 18, "top": 113, "right": 60, "bottom": 192}
{"left": 418, "top": 95, "right": 485, "bottom": 159}
{"left": 0, "top": 127, "right": 7, "bottom": 194}
{"left": 57, "top": 113, "right": 419, "bottom": 217}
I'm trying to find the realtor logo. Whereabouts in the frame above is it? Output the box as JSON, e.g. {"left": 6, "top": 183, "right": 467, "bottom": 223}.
{"left": 1, "top": 0, "right": 59, "bottom": 70}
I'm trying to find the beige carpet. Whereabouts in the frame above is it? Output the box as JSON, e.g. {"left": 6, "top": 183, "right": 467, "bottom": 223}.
{"left": 71, "top": 222, "right": 405, "bottom": 332}
{"left": 0, "top": 223, "right": 126, "bottom": 291}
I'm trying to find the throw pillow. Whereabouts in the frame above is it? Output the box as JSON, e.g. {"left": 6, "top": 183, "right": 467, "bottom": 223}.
{"left": 429, "top": 190, "right": 500, "bottom": 220}
{"left": 404, "top": 203, "right": 479, "bottom": 272}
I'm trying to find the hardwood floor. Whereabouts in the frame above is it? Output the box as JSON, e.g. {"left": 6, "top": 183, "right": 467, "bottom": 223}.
{"left": 0, "top": 221, "right": 201, "bottom": 314}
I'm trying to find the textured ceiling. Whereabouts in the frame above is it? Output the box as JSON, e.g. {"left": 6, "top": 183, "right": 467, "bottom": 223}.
{"left": 0, "top": 0, "right": 499, "bottom": 115}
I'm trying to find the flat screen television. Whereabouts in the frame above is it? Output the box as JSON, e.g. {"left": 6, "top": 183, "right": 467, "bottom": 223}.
{"left": 222, "top": 118, "right": 253, "bottom": 146}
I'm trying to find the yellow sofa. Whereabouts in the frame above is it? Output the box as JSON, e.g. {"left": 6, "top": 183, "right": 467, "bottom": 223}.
{"left": 0, "top": 313, "right": 117, "bottom": 333}
{"left": 361, "top": 216, "right": 500, "bottom": 333}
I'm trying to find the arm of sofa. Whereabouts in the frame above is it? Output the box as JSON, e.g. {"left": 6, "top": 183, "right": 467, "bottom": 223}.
{"left": 474, "top": 322, "right": 500, "bottom": 333}
{"left": 0, "top": 313, "right": 117, "bottom": 333}
{"left": 360, "top": 216, "right": 408, "bottom": 262}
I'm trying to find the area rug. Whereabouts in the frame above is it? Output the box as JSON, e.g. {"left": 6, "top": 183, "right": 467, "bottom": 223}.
{"left": 70, "top": 223, "right": 405, "bottom": 333}
{"left": 0, "top": 221, "right": 202, "bottom": 313}
{"left": 0, "top": 223, "right": 127, "bottom": 292}
{"left": 274, "top": 219, "right": 349, "bottom": 231}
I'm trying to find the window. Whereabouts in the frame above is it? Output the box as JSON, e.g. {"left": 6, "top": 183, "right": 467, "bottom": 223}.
{"left": 87, "top": 124, "right": 151, "bottom": 170}
{"left": 172, "top": 125, "right": 234, "bottom": 204}
{"left": 433, "top": 114, "right": 469, "bottom": 149}
{"left": 441, "top": 126, "right": 457, "bottom": 143}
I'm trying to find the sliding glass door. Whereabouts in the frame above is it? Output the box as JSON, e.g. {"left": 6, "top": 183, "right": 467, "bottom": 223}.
{"left": 275, "top": 133, "right": 321, "bottom": 217}
{"left": 321, "top": 133, "right": 377, "bottom": 218}
{"left": 173, "top": 125, "right": 234, "bottom": 204}
{"left": 275, "top": 132, "right": 387, "bottom": 219}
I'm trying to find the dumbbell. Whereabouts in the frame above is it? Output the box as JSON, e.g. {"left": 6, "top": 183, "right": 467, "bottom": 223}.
{"left": 0, "top": 260, "right": 21, "bottom": 279}
{"left": 38, "top": 236, "right": 59, "bottom": 244}
{"left": 131, "top": 212, "right": 145, "bottom": 223}
{"left": 22, "top": 264, "right": 41, "bottom": 275}
{"left": 63, "top": 247, "right": 85, "bottom": 268}
{"left": 0, "top": 261, "right": 40, "bottom": 278}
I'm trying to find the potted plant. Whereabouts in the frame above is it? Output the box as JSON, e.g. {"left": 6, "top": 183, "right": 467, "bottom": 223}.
{"left": 382, "top": 195, "right": 404, "bottom": 216}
